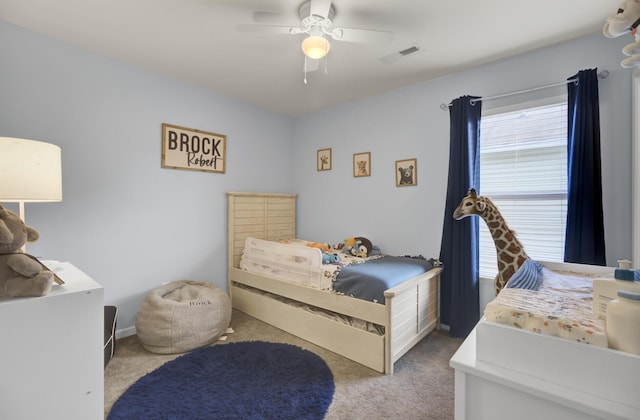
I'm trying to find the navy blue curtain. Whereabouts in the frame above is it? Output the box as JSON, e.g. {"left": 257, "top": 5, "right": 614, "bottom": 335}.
{"left": 565, "top": 69, "right": 606, "bottom": 265}
{"left": 439, "top": 96, "right": 481, "bottom": 338}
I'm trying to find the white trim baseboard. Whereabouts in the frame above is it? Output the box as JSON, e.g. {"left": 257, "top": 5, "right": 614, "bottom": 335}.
{"left": 115, "top": 326, "right": 136, "bottom": 340}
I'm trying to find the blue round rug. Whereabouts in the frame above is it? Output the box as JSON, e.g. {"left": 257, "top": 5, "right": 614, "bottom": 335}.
{"left": 108, "top": 341, "right": 335, "bottom": 420}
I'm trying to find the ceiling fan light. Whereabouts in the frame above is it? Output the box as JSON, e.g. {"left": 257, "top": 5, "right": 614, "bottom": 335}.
{"left": 302, "top": 35, "right": 330, "bottom": 59}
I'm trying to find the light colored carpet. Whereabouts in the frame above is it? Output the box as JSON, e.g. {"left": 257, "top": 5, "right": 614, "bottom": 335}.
{"left": 105, "top": 309, "right": 462, "bottom": 419}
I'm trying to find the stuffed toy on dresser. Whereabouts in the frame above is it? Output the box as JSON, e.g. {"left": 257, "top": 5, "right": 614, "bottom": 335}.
{"left": 0, "top": 204, "right": 54, "bottom": 297}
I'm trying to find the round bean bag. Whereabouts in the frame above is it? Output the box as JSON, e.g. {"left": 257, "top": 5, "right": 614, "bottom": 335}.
{"left": 136, "top": 280, "right": 232, "bottom": 354}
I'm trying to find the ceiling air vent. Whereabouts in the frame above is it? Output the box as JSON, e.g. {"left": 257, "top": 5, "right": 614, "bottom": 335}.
{"left": 379, "top": 44, "right": 420, "bottom": 64}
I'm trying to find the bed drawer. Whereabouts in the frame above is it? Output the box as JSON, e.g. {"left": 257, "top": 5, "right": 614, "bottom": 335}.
{"left": 232, "top": 285, "right": 386, "bottom": 372}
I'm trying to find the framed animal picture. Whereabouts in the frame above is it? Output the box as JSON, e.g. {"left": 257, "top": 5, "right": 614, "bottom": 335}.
{"left": 317, "top": 148, "right": 332, "bottom": 171}
{"left": 353, "top": 152, "right": 371, "bottom": 177}
{"left": 396, "top": 158, "right": 417, "bottom": 187}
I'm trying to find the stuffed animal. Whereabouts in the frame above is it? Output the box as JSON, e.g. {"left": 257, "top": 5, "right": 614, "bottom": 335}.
{"left": 342, "top": 236, "right": 373, "bottom": 258}
{"left": 603, "top": 0, "right": 640, "bottom": 68}
{"left": 0, "top": 204, "right": 54, "bottom": 297}
{"left": 322, "top": 252, "right": 341, "bottom": 264}
{"left": 306, "top": 241, "right": 330, "bottom": 253}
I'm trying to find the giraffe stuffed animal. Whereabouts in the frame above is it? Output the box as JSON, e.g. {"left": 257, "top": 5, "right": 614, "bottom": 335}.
{"left": 453, "top": 189, "right": 529, "bottom": 295}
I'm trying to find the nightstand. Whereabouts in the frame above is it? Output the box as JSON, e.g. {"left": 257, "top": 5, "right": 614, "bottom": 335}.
{"left": 0, "top": 261, "right": 104, "bottom": 419}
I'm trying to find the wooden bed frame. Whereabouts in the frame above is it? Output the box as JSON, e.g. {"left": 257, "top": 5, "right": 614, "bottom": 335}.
{"left": 227, "top": 191, "right": 441, "bottom": 374}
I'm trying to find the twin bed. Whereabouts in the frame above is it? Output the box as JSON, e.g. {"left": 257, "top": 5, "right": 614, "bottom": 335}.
{"left": 226, "top": 192, "right": 441, "bottom": 374}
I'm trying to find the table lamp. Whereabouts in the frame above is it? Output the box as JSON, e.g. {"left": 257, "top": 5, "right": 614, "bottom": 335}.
{"left": 0, "top": 137, "right": 62, "bottom": 250}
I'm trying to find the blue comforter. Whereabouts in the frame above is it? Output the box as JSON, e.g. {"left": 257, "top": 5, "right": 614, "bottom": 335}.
{"left": 333, "top": 256, "right": 435, "bottom": 304}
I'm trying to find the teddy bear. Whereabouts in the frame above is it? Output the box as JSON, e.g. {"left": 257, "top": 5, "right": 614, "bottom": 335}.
{"left": 398, "top": 165, "right": 414, "bottom": 185}
{"left": 0, "top": 204, "right": 54, "bottom": 298}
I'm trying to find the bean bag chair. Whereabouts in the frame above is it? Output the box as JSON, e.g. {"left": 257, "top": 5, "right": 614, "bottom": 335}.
{"left": 136, "top": 280, "right": 231, "bottom": 354}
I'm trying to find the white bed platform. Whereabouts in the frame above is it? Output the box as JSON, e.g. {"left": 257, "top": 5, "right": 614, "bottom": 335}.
{"left": 450, "top": 261, "right": 640, "bottom": 420}
{"left": 227, "top": 192, "right": 441, "bottom": 374}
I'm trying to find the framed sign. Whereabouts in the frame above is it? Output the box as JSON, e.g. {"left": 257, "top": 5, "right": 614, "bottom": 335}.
{"left": 396, "top": 158, "right": 417, "bottom": 186}
{"left": 353, "top": 152, "right": 371, "bottom": 177}
{"left": 162, "top": 123, "right": 226, "bottom": 173}
{"left": 317, "top": 148, "right": 332, "bottom": 171}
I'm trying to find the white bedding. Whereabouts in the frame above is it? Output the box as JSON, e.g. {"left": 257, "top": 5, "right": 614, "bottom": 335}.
{"left": 484, "top": 267, "right": 607, "bottom": 347}
{"left": 238, "top": 237, "right": 370, "bottom": 290}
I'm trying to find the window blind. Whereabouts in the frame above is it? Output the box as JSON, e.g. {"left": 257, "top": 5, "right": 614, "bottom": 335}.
{"left": 479, "top": 101, "right": 568, "bottom": 279}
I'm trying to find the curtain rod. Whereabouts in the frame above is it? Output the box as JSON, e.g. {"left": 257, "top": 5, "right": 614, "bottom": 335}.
{"left": 439, "top": 69, "right": 609, "bottom": 110}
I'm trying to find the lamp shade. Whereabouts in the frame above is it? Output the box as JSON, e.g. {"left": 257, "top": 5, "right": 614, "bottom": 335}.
{"left": 302, "top": 35, "right": 331, "bottom": 59}
{"left": 0, "top": 137, "right": 62, "bottom": 202}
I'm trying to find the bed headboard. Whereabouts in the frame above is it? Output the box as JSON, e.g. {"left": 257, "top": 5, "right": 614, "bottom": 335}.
{"left": 227, "top": 192, "right": 297, "bottom": 270}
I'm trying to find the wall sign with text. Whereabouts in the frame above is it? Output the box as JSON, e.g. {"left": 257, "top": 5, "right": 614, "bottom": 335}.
{"left": 161, "top": 123, "right": 226, "bottom": 173}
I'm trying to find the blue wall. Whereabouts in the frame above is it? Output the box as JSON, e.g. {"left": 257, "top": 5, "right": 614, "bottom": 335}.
{"left": 1, "top": 21, "right": 633, "bottom": 333}
{"left": 0, "top": 22, "right": 294, "bottom": 332}
{"left": 293, "top": 32, "right": 633, "bottom": 265}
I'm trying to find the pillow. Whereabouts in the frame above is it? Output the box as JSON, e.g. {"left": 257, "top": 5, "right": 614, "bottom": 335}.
{"left": 506, "top": 259, "right": 544, "bottom": 291}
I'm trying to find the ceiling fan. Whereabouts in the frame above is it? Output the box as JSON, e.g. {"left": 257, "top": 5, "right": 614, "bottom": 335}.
{"left": 236, "top": 0, "right": 394, "bottom": 82}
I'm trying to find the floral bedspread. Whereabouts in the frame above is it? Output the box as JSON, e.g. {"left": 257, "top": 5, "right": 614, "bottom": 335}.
{"left": 484, "top": 268, "right": 607, "bottom": 347}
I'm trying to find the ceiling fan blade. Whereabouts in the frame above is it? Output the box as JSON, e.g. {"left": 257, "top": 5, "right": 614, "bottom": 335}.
{"left": 252, "top": 11, "right": 298, "bottom": 26}
{"left": 309, "top": 0, "right": 332, "bottom": 19}
{"left": 236, "top": 24, "right": 295, "bottom": 35}
{"left": 333, "top": 27, "right": 394, "bottom": 45}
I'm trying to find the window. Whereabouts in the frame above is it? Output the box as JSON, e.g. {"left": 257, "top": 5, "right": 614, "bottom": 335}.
{"left": 479, "top": 98, "right": 568, "bottom": 279}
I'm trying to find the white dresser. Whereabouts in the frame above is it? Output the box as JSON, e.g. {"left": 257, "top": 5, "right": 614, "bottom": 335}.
{"left": 0, "top": 262, "right": 104, "bottom": 420}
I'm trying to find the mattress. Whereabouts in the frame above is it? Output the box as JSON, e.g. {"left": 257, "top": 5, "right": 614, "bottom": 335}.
{"left": 333, "top": 255, "right": 435, "bottom": 304}
{"left": 484, "top": 267, "right": 607, "bottom": 347}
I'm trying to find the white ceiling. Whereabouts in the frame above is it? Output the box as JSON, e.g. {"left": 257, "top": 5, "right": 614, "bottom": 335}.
{"left": 0, "top": 0, "right": 619, "bottom": 116}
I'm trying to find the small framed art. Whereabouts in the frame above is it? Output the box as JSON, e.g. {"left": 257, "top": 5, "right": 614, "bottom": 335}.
{"left": 353, "top": 152, "right": 371, "bottom": 177}
{"left": 396, "top": 158, "right": 417, "bottom": 187}
{"left": 317, "top": 148, "right": 332, "bottom": 171}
